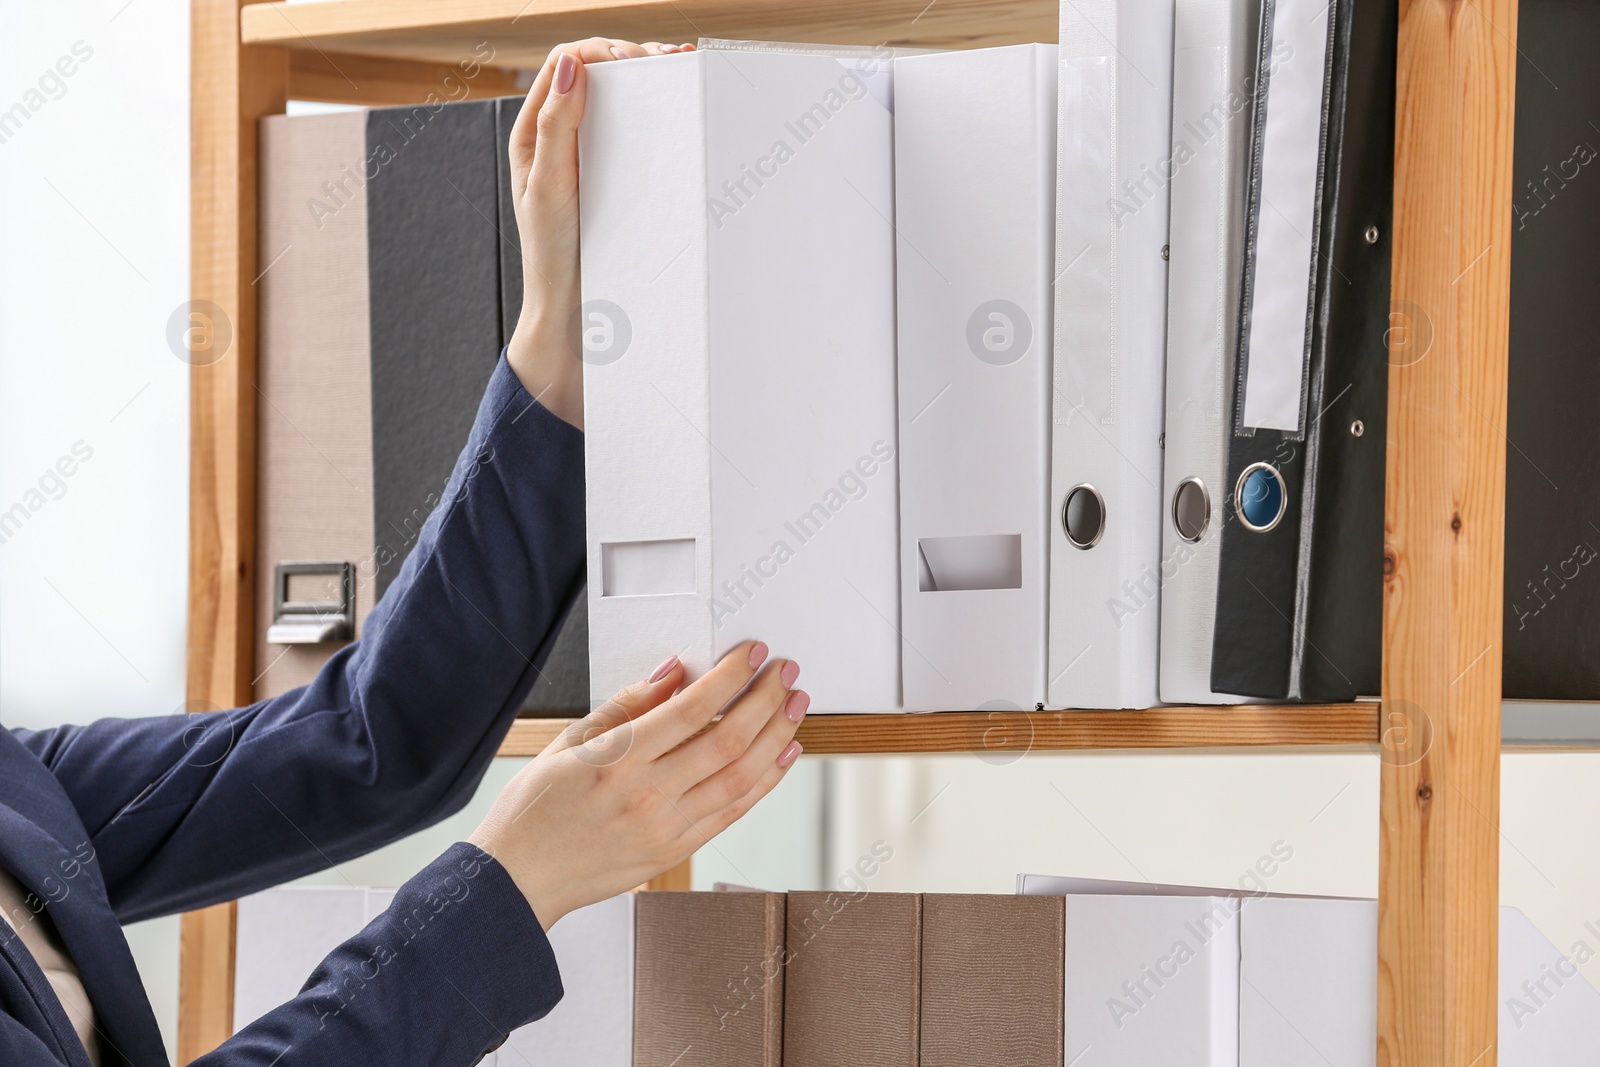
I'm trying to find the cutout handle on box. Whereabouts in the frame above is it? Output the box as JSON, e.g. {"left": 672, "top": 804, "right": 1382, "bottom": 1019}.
{"left": 916, "top": 534, "right": 1023, "bottom": 592}
{"left": 266, "top": 561, "right": 354, "bottom": 645}
{"left": 601, "top": 538, "right": 697, "bottom": 597}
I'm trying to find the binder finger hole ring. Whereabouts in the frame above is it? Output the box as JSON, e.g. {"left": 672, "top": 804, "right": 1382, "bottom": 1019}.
{"left": 1172, "top": 478, "right": 1210, "bottom": 543}
{"left": 1234, "top": 463, "right": 1288, "bottom": 533}
{"left": 1062, "top": 484, "right": 1106, "bottom": 550}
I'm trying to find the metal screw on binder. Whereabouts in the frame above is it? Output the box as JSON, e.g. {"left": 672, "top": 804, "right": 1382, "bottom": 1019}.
{"left": 265, "top": 561, "right": 355, "bottom": 645}
{"left": 1160, "top": 244, "right": 1169, "bottom": 261}
{"left": 1351, "top": 419, "right": 1365, "bottom": 437}
{"left": 1364, "top": 225, "right": 1380, "bottom": 244}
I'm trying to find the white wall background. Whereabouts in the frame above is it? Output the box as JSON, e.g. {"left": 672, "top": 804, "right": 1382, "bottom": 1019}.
{"left": 3, "top": 3, "right": 1600, "bottom": 1065}
{"left": 1, "top": 0, "right": 191, "bottom": 1059}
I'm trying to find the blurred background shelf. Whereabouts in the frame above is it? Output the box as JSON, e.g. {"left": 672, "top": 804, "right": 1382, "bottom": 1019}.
{"left": 241, "top": 0, "right": 1059, "bottom": 66}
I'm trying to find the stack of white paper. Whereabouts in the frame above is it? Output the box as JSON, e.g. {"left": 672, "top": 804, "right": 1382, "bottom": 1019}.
{"left": 891, "top": 44, "right": 1056, "bottom": 711}
{"left": 1049, "top": 0, "right": 1178, "bottom": 709}
{"left": 580, "top": 47, "right": 901, "bottom": 712}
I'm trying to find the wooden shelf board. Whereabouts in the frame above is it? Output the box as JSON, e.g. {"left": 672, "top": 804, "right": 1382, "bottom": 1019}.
{"left": 499, "top": 703, "right": 1379, "bottom": 757}
{"left": 242, "top": 0, "right": 1057, "bottom": 69}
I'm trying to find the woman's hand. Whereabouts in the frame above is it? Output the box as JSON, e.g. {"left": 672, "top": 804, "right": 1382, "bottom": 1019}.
{"left": 468, "top": 641, "right": 808, "bottom": 929}
{"left": 502, "top": 37, "right": 693, "bottom": 429}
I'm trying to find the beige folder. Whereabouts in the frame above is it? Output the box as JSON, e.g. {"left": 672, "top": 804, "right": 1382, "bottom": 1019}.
{"left": 919, "top": 893, "right": 1065, "bottom": 1067}
{"left": 783, "top": 890, "right": 921, "bottom": 1067}
{"left": 633, "top": 891, "right": 785, "bottom": 1067}
{"left": 254, "top": 111, "right": 376, "bottom": 699}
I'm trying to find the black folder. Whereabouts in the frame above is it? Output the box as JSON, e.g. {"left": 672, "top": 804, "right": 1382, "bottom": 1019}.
{"left": 366, "top": 99, "right": 503, "bottom": 599}
{"left": 1503, "top": 0, "right": 1600, "bottom": 699}
{"left": 1210, "top": 0, "right": 1397, "bottom": 701}
{"left": 365, "top": 97, "right": 589, "bottom": 715}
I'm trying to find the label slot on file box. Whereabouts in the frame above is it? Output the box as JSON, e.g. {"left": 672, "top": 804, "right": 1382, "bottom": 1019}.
{"left": 916, "top": 535, "right": 1024, "bottom": 592}
{"left": 599, "top": 539, "right": 697, "bottom": 598}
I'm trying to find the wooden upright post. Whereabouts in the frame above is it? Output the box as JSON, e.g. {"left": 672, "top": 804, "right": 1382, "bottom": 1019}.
{"left": 1377, "top": 0, "right": 1517, "bottom": 1059}
{"left": 182, "top": 1, "right": 284, "bottom": 1061}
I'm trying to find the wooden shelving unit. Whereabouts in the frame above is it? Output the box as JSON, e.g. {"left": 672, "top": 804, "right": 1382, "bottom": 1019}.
{"left": 187, "top": 0, "right": 1518, "bottom": 1063}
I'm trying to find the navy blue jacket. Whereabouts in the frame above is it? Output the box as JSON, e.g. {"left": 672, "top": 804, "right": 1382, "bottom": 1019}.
{"left": 0, "top": 358, "right": 584, "bottom": 1066}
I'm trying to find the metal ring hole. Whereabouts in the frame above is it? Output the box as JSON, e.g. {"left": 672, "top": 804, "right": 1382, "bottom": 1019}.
{"left": 1235, "top": 463, "right": 1288, "bottom": 533}
{"left": 1063, "top": 485, "right": 1106, "bottom": 549}
{"left": 1172, "top": 478, "right": 1210, "bottom": 543}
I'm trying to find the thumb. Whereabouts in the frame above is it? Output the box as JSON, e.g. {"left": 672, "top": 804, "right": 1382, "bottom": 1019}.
{"left": 547, "top": 655, "right": 684, "bottom": 755}
{"left": 526, "top": 50, "right": 586, "bottom": 213}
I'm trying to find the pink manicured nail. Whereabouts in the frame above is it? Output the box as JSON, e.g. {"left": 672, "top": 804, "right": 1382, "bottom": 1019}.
{"left": 553, "top": 53, "right": 577, "bottom": 94}
{"left": 780, "top": 660, "right": 801, "bottom": 688}
{"left": 777, "top": 741, "right": 803, "bottom": 768}
{"left": 785, "top": 690, "right": 810, "bottom": 723}
{"left": 609, "top": 46, "right": 629, "bottom": 60}
{"left": 748, "top": 642, "right": 769, "bottom": 670}
{"left": 659, "top": 43, "right": 680, "bottom": 53}
{"left": 648, "top": 655, "right": 679, "bottom": 683}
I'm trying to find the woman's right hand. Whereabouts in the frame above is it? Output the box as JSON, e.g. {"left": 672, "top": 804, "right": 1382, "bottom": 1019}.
{"left": 468, "top": 641, "right": 809, "bottom": 929}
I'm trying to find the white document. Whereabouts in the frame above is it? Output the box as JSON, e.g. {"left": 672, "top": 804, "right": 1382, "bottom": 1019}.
{"left": 1019, "top": 876, "right": 1240, "bottom": 1064}
{"left": 1158, "top": 0, "right": 1258, "bottom": 704}
{"left": 1240, "top": 0, "right": 1330, "bottom": 432}
{"left": 233, "top": 886, "right": 368, "bottom": 1032}
{"left": 1049, "top": 0, "right": 1177, "bottom": 708}
{"left": 1239, "top": 896, "right": 1377, "bottom": 1066}
{"left": 1236, "top": 898, "right": 1600, "bottom": 1065}
{"left": 498, "top": 894, "right": 635, "bottom": 1067}
{"left": 892, "top": 44, "right": 1055, "bottom": 711}
{"left": 581, "top": 48, "right": 901, "bottom": 712}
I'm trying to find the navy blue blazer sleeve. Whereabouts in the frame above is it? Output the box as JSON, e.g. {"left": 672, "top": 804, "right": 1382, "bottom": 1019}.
{"left": 194, "top": 843, "right": 563, "bottom": 1067}
{"left": 13, "top": 356, "right": 586, "bottom": 924}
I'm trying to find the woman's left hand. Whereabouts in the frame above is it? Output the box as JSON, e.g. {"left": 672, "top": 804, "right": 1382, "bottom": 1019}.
{"left": 503, "top": 37, "right": 693, "bottom": 429}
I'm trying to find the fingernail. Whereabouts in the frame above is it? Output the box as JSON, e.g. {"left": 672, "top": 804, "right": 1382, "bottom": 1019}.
{"left": 609, "top": 46, "right": 629, "bottom": 60}
{"left": 553, "top": 53, "right": 577, "bottom": 94}
{"left": 748, "top": 642, "right": 769, "bottom": 670}
{"left": 659, "top": 43, "right": 680, "bottom": 53}
{"left": 777, "top": 741, "right": 803, "bottom": 768}
{"left": 648, "top": 655, "right": 679, "bottom": 683}
{"left": 785, "top": 690, "right": 810, "bottom": 723}
{"left": 780, "top": 660, "right": 800, "bottom": 688}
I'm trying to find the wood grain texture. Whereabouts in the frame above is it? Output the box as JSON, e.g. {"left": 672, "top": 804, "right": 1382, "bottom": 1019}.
{"left": 498, "top": 704, "right": 1378, "bottom": 757}
{"left": 1376, "top": 0, "right": 1516, "bottom": 1059}
{"left": 177, "top": 902, "right": 237, "bottom": 1066}
{"left": 288, "top": 49, "right": 528, "bottom": 106}
{"left": 241, "top": 0, "right": 1058, "bottom": 68}
{"left": 183, "top": 0, "right": 285, "bottom": 1062}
